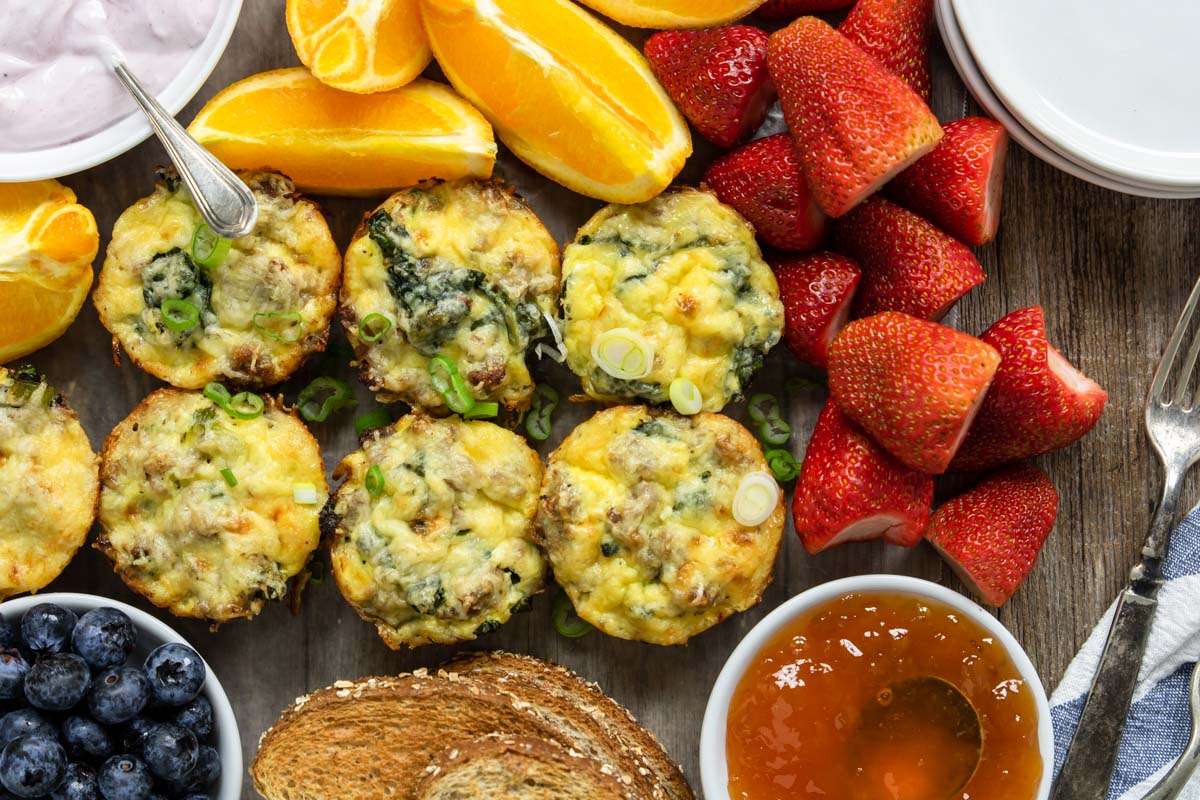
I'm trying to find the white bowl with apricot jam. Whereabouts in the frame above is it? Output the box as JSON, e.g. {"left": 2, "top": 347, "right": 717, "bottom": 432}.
{"left": 700, "top": 575, "right": 1053, "bottom": 800}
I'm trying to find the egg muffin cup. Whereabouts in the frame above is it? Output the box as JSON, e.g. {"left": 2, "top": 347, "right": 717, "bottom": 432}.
{"left": 325, "top": 413, "right": 546, "bottom": 648}
{"left": 94, "top": 169, "right": 342, "bottom": 389}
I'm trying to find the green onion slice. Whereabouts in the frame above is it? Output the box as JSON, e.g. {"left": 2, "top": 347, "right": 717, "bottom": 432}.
{"left": 203, "top": 382, "right": 232, "bottom": 408}
{"left": 733, "top": 471, "right": 780, "bottom": 527}
{"left": 293, "top": 482, "right": 320, "bottom": 504}
{"left": 365, "top": 464, "right": 385, "bottom": 497}
{"left": 591, "top": 328, "right": 654, "bottom": 380}
{"left": 220, "top": 468, "right": 238, "bottom": 488}
{"left": 747, "top": 393, "right": 792, "bottom": 445}
{"left": 160, "top": 298, "right": 199, "bottom": 333}
{"left": 669, "top": 377, "right": 703, "bottom": 415}
{"left": 429, "top": 355, "right": 474, "bottom": 414}
{"left": 254, "top": 311, "right": 303, "bottom": 343}
{"left": 463, "top": 401, "right": 500, "bottom": 419}
{"left": 191, "top": 222, "right": 232, "bottom": 269}
{"left": 227, "top": 392, "right": 264, "bottom": 420}
{"left": 354, "top": 409, "right": 392, "bottom": 437}
{"left": 764, "top": 448, "right": 800, "bottom": 482}
{"left": 358, "top": 313, "right": 394, "bottom": 344}
{"left": 297, "top": 377, "right": 356, "bottom": 423}
{"left": 525, "top": 383, "right": 559, "bottom": 441}
{"left": 552, "top": 593, "right": 593, "bottom": 639}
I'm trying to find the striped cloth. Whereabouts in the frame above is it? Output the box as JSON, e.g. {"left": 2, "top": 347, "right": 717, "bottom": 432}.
{"left": 1051, "top": 508, "right": 1200, "bottom": 799}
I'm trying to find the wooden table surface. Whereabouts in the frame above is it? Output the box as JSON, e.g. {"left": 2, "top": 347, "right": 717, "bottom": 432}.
{"left": 20, "top": 2, "right": 1200, "bottom": 796}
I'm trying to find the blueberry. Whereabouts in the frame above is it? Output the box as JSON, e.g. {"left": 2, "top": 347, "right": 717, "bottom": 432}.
{"left": 71, "top": 610, "right": 135, "bottom": 672}
{"left": 49, "top": 762, "right": 97, "bottom": 800}
{"left": 61, "top": 717, "right": 113, "bottom": 765}
{"left": 164, "top": 744, "right": 219, "bottom": 795}
{"left": 117, "top": 720, "right": 153, "bottom": 758}
{"left": 20, "top": 605, "right": 77, "bottom": 655}
{"left": 142, "top": 646, "right": 203, "bottom": 708}
{"left": 24, "top": 653, "right": 90, "bottom": 711}
{"left": 0, "top": 735, "right": 67, "bottom": 797}
{"left": 0, "top": 653, "right": 27, "bottom": 702}
{"left": 140, "top": 725, "right": 196, "bottom": 782}
{"left": 88, "top": 669, "right": 149, "bottom": 726}
{"left": 96, "top": 756, "right": 152, "bottom": 800}
{"left": 0, "top": 621, "right": 16, "bottom": 651}
{"left": 168, "top": 697, "right": 211, "bottom": 741}
{"left": 0, "top": 710, "right": 55, "bottom": 749}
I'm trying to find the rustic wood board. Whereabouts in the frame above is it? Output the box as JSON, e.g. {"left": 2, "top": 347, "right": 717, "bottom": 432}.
{"left": 16, "top": 2, "right": 1200, "bottom": 796}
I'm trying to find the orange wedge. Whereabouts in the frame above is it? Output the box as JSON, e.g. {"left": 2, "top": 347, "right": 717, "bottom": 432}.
{"left": 286, "top": 0, "right": 431, "bottom": 93}
{"left": 187, "top": 68, "right": 496, "bottom": 195}
{"left": 576, "top": 0, "right": 768, "bottom": 28}
{"left": 420, "top": 0, "right": 691, "bottom": 204}
{"left": 0, "top": 180, "right": 98, "bottom": 363}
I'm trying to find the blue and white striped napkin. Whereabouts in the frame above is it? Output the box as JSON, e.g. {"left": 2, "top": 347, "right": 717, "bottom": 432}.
{"left": 1051, "top": 508, "right": 1200, "bottom": 799}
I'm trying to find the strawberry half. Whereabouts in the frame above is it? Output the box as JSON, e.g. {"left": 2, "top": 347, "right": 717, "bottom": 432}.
{"left": 771, "top": 252, "right": 860, "bottom": 367}
{"left": 840, "top": 0, "right": 934, "bottom": 102}
{"left": 925, "top": 462, "right": 1058, "bottom": 606}
{"left": 827, "top": 312, "right": 1001, "bottom": 474}
{"left": 793, "top": 401, "right": 933, "bottom": 554}
{"left": 831, "top": 197, "right": 985, "bottom": 320}
{"left": 886, "top": 117, "right": 1010, "bottom": 246}
{"left": 951, "top": 307, "right": 1108, "bottom": 471}
{"left": 767, "top": 17, "right": 942, "bottom": 217}
{"left": 759, "top": 0, "right": 855, "bottom": 20}
{"left": 704, "top": 133, "right": 828, "bottom": 251}
{"left": 645, "top": 26, "right": 776, "bottom": 149}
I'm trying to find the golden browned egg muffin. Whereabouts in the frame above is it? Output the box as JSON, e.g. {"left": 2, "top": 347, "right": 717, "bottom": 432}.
{"left": 0, "top": 366, "right": 99, "bottom": 599}
{"left": 327, "top": 414, "right": 545, "bottom": 648}
{"left": 340, "top": 178, "right": 560, "bottom": 411}
{"left": 94, "top": 169, "right": 341, "bottom": 389}
{"left": 97, "top": 388, "right": 327, "bottom": 622}
{"left": 537, "top": 406, "right": 785, "bottom": 645}
{"left": 561, "top": 188, "right": 783, "bottom": 412}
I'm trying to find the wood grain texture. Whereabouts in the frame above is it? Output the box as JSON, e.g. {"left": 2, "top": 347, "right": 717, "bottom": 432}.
{"left": 13, "top": 2, "right": 1199, "bottom": 796}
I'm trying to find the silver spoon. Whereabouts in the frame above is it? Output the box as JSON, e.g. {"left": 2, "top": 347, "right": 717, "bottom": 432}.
{"left": 111, "top": 60, "right": 257, "bottom": 239}
{"left": 1142, "top": 664, "right": 1200, "bottom": 800}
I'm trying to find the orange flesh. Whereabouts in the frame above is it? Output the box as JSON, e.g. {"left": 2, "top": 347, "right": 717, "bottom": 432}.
{"left": 726, "top": 591, "right": 1043, "bottom": 800}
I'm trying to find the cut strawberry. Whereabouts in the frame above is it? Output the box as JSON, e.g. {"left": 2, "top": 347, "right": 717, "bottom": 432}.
{"left": 767, "top": 17, "right": 942, "bottom": 217}
{"left": 771, "top": 252, "right": 859, "bottom": 367}
{"left": 793, "top": 401, "right": 933, "bottom": 554}
{"left": 886, "top": 117, "right": 1010, "bottom": 246}
{"left": 645, "top": 26, "right": 776, "bottom": 149}
{"left": 840, "top": 0, "right": 934, "bottom": 102}
{"left": 704, "top": 134, "right": 828, "bottom": 251}
{"left": 951, "top": 307, "right": 1108, "bottom": 471}
{"left": 925, "top": 462, "right": 1059, "bottom": 606}
{"left": 831, "top": 197, "right": 984, "bottom": 320}
{"left": 827, "top": 311, "right": 1001, "bottom": 474}
{"left": 758, "top": 0, "right": 855, "bottom": 19}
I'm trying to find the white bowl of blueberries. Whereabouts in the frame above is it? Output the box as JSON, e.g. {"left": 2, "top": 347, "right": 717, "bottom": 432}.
{"left": 0, "top": 594, "right": 240, "bottom": 800}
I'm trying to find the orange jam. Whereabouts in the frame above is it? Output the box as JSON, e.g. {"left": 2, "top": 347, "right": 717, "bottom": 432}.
{"left": 726, "top": 592, "right": 1043, "bottom": 800}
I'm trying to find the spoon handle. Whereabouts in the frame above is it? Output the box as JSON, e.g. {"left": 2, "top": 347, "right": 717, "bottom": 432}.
{"left": 112, "top": 61, "right": 257, "bottom": 239}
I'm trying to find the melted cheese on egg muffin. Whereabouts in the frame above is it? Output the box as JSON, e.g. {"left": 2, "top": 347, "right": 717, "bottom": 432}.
{"left": 94, "top": 170, "right": 341, "bottom": 389}
{"left": 537, "top": 406, "right": 784, "bottom": 645}
{"left": 562, "top": 188, "right": 783, "bottom": 412}
{"left": 97, "top": 389, "right": 326, "bottom": 622}
{"left": 327, "top": 414, "right": 545, "bottom": 648}
{"left": 0, "top": 367, "right": 98, "bottom": 599}
{"left": 340, "top": 178, "right": 560, "bottom": 411}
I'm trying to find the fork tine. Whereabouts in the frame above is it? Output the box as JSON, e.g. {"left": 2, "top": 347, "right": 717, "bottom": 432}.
{"left": 1150, "top": 274, "right": 1200, "bottom": 404}
{"left": 1175, "top": 329, "right": 1200, "bottom": 408}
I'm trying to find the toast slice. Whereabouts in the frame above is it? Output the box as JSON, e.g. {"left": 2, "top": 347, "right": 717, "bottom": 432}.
{"left": 445, "top": 652, "right": 693, "bottom": 800}
{"left": 415, "top": 735, "right": 640, "bottom": 799}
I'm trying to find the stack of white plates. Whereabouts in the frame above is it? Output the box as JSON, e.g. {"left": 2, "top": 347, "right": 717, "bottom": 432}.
{"left": 938, "top": 0, "right": 1200, "bottom": 199}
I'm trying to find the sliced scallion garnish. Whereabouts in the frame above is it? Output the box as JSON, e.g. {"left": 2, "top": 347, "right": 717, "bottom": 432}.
{"left": 747, "top": 393, "right": 792, "bottom": 445}
{"left": 191, "top": 222, "right": 232, "bottom": 269}
{"left": 203, "top": 381, "right": 232, "bottom": 408}
{"left": 552, "top": 593, "right": 593, "bottom": 639}
{"left": 354, "top": 409, "right": 391, "bottom": 437}
{"left": 429, "top": 355, "right": 474, "bottom": 414}
{"left": 358, "top": 313, "right": 394, "bottom": 344}
{"left": 669, "top": 377, "right": 703, "bottom": 415}
{"left": 220, "top": 468, "right": 238, "bottom": 488}
{"left": 227, "top": 391, "right": 264, "bottom": 421}
{"left": 463, "top": 401, "right": 500, "bottom": 419}
{"left": 764, "top": 448, "right": 800, "bottom": 482}
{"left": 365, "top": 464, "right": 385, "bottom": 497}
{"left": 591, "top": 328, "right": 654, "bottom": 380}
{"left": 733, "top": 471, "right": 780, "bottom": 527}
{"left": 525, "top": 383, "right": 559, "bottom": 442}
{"left": 254, "top": 311, "right": 303, "bottom": 343}
{"left": 296, "top": 377, "right": 356, "bottom": 423}
{"left": 160, "top": 298, "right": 199, "bottom": 333}
{"left": 293, "top": 482, "right": 320, "bottom": 505}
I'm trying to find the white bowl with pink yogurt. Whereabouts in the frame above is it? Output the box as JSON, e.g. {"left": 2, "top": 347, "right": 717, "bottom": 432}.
{"left": 0, "top": 0, "right": 242, "bottom": 181}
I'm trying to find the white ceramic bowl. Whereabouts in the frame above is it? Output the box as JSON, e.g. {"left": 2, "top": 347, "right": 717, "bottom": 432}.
{"left": 0, "top": 0, "right": 243, "bottom": 182}
{"left": 0, "top": 592, "right": 241, "bottom": 800}
{"left": 700, "top": 575, "right": 1054, "bottom": 800}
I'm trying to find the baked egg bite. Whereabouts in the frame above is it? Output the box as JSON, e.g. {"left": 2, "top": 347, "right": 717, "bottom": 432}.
{"left": 94, "top": 169, "right": 341, "bottom": 389}
{"left": 0, "top": 366, "right": 99, "bottom": 599}
{"left": 340, "top": 178, "right": 560, "bottom": 411}
{"left": 97, "top": 388, "right": 327, "bottom": 622}
{"left": 561, "top": 188, "right": 784, "bottom": 413}
{"left": 327, "top": 414, "right": 545, "bottom": 648}
{"left": 537, "top": 406, "right": 785, "bottom": 645}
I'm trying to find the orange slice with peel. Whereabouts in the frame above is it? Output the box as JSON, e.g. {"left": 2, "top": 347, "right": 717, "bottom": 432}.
{"left": 0, "top": 180, "right": 98, "bottom": 363}
{"left": 576, "top": 0, "right": 768, "bottom": 28}
{"left": 187, "top": 68, "right": 496, "bottom": 196}
{"left": 286, "top": 0, "right": 431, "bottom": 93}
{"left": 420, "top": 0, "right": 692, "bottom": 204}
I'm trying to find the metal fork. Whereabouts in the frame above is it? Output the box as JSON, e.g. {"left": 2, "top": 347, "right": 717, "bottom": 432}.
{"left": 1053, "top": 274, "right": 1200, "bottom": 800}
